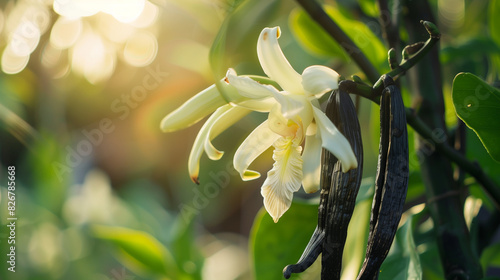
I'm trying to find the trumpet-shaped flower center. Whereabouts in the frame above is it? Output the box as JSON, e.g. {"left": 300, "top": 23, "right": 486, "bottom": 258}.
{"left": 268, "top": 106, "right": 301, "bottom": 138}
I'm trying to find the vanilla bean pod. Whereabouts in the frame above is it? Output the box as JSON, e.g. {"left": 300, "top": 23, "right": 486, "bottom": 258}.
{"left": 284, "top": 88, "right": 363, "bottom": 279}
{"left": 357, "top": 76, "right": 409, "bottom": 280}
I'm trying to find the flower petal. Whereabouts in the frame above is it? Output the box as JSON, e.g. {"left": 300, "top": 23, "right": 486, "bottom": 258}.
{"left": 302, "top": 133, "right": 322, "bottom": 193}
{"left": 234, "top": 97, "right": 276, "bottom": 112}
{"left": 226, "top": 69, "right": 277, "bottom": 99}
{"left": 204, "top": 106, "right": 252, "bottom": 160}
{"left": 188, "top": 104, "right": 232, "bottom": 183}
{"left": 233, "top": 120, "right": 280, "bottom": 181}
{"left": 261, "top": 137, "right": 303, "bottom": 223}
{"left": 268, "top": 105, "right": 299, "bottom": 137}
{"left": 257, "top": 27, "right": 303, "bottom": 94}
{"left": 312, "top": 106, "right": 357, "bottom": 172}
{"left": 271, "top": 91, "right": 305, "bottom": 119}
{"left": 301, "top": 65, "right": 339, "bottom": 97}
{"left": 161, "top": 84, "right": 228, "bottom": 132}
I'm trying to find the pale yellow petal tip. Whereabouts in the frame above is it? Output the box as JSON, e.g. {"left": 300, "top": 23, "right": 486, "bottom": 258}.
{"left": 190, "top": 175, "right": 200, "bottom": 185}
{"left": 241, "top": 170, "right": 261, "bottom": 181}
{"left": 160, "top": 115, "right": 176, "bottom": 132}
{"left": 261, "top": 26, "right": 281, "bottom": 40}
{"left": 341, "top": 158, "right": 358, "bottom": 173}
{"left": 305, "top": 187, "right": 319, "bottom": 194}
{"left": 207, "top": 151, "right": 224, "bottom": 161}
{"left": 272, "top": 216, "right": 280, "bottom": 223}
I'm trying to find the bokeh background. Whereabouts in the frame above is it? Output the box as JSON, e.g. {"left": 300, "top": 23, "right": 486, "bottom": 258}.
{"left": 0, "top": 0, "right": 499, "bottom": 279}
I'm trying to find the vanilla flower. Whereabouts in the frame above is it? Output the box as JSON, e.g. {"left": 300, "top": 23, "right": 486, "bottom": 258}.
{"left": 161, "top": 27, "right": 357, "bottom": 222}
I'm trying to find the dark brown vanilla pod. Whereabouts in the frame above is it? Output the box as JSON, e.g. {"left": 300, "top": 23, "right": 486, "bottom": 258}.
{"left": 357, "top": 76, "right": 409, "bottom": 280}
{"left": 283, "top": 90, "right": 339, "bottom": 279}
{"left": 321, "top": 88, "right": 364, "bottom": 279}
{"left": 283, "top": 89, "right": 364, "bottom": 279}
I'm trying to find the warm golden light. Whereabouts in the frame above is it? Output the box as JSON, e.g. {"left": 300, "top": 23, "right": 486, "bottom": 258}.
{"left": 71, "top": 30, "right": 116, "bottom": 84}
{"left": 1, "top": 47, "right": 29, "bottom": 74}
{"left": 130, "top": 0, "right": 159, "bottom": 28}
{"left": 50, "top": 17, "right": 82, "bottom": 49}
{"left": 53, "top": 0, "right": 146, "bottom": 23}
{"left": 123, "top": 31, "right": 158, "bottom": 67}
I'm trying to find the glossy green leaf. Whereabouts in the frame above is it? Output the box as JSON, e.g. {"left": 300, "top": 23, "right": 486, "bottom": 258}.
{"left": 250, "top": 200, "right": 319, "bottom": 280}
{"left": 289, "top": 5, "right": 388, "bottom": 72}
{"left": 452, "top": 73, "right": 500, "bottom": 162}
{"left": 92, "top": 225, "right": 177, "bottom": 278}
{"left": 379, "top": 216, "right": 422, "bottom": 280}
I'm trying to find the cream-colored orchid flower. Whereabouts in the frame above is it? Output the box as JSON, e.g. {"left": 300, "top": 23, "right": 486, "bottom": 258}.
{"left": 160, "top": 26, "right": 357, "bottom": 223}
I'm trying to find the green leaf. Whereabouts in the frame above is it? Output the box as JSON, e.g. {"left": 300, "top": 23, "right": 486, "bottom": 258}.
{"left": 489, "top": 0, "right": 500, "bottom": 78}
{"left": 357, "top": 0, "right": 379, "bottom": 18}
{"left": 356, "top": 177, "right": 375, "bottom": 204}
{"left": 169, "top": 216, "right": 204, "bottom": 280}
{"left": 341, "top": 198, "right": 372, "bottom": 280}
{"left": 379, "top": 216, "right": 422, "bottom": 280}
{"left": 209, "top": 0, "right": 281, "bottom": 78}
{"left": 451, "top": 72, "right": 500, "bottom": 162}
{"left": 466, "top": 128, "right": 500, "bottom": 210}
{"left": 480, "top": 243, "right": 500, "bottom": 271}
{"left": 289, "top": 5, "right": 388, "bottom": 72}
{"left": 250, "top": 200, "right": 319, "bottom": 280}
{"left": 489, "top": 0, "right": 500, "bottom": 45}
{"left": 289, "top": 7, "right": 349, "bottom": 59}
{"left": 92, "top": 225, "right": 177, "bottom": 278}
{"left": 440, "top": 38, "right": 500, "bottom": 64}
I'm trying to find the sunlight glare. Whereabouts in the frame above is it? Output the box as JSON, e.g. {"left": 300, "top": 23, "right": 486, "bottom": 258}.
{"left": 98, "top": 13, "right": 136, "bottom": 43}
{"left": 130, "top": 0, "right": 159, "bottom": 28}
{"left": 1, "top": 47, "right": 30, "bottom": 74}
{"left": 71, "top": 30, "right": 115, "bottom": 84}
{"left": 50, "top": 17, "right": 82, "bottom": 49}
{"left": 8, "top": 21, "right": 41, "bottom": 56}
{"left": 53, "top": 0, "right": 146, "bottom": 23}
{"left": 123, "top": 31, "right": 158, "bottom": 67}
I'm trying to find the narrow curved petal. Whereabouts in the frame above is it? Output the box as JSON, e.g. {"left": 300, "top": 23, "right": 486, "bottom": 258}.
{"left": 188, "top": 105, "right": 232, "bottom": 183}
{"left": 261, "top": 137, "right": 303, "bottom": 223}
{"left": 161, "top": 84, "right": 227, "bottom": 132}
{"left": 204, "top": 106, "right": 252, "bottom": 160}
{"left": 302, "top": 134, "right": 322, "bottom": 193}
{"left": 312, "top": 106, "right": 357, "bottom": 172}
{"left": 271, "top": 91, "right": 305, "bottom": 119}
{"left": 234, "top": 120, "right": 280, "bottom": 181}
{"left": 257, "top": 27, "right": 303, "bottom": 94}
{"left": 226, "top": 69, "right": 278, "bottom": 99}
{"left": 234, "top": 97, "right": 276, "bottom": 112}
{"left": 301, "top": 65, "right": 339, "bottom": 97}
